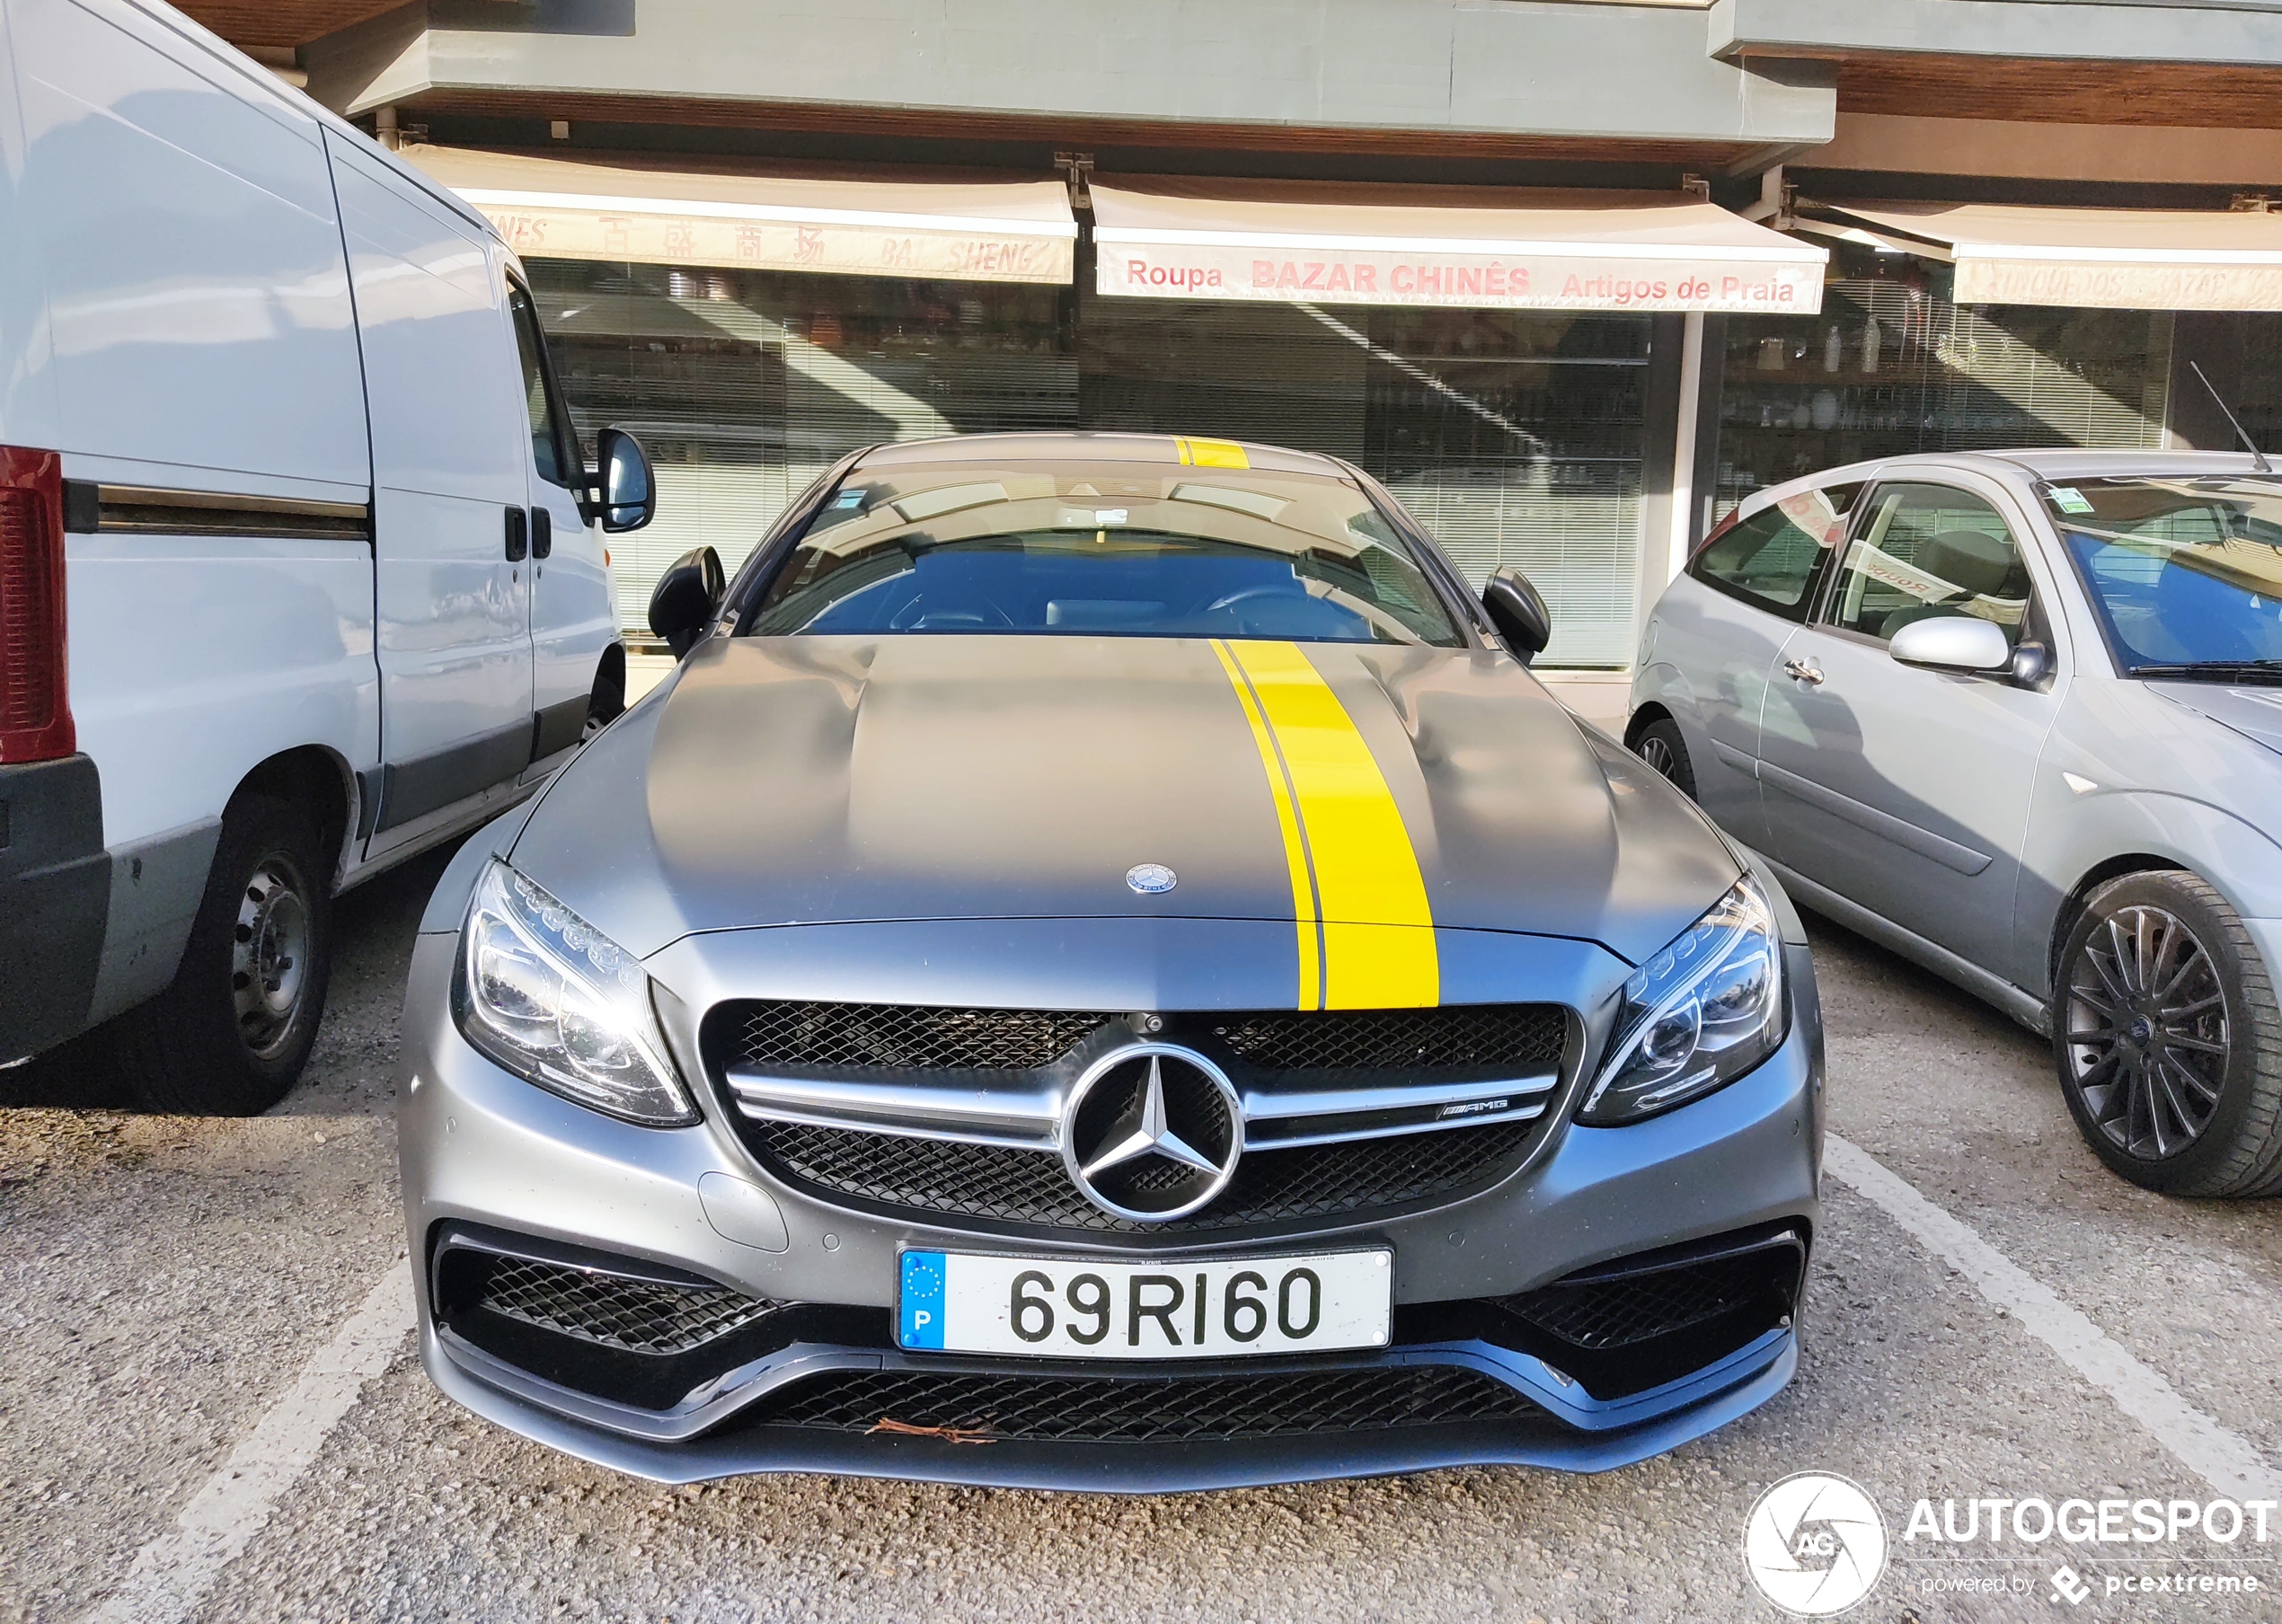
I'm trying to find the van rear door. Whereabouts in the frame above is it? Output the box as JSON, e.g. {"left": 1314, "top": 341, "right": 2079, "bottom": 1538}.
{"left": 328, "top": 132, "right": 535, "bottom": 849}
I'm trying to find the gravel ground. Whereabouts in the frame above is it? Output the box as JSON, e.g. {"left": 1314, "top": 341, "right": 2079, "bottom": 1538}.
{"left": 4, "top": 845, "right": 2278, "bottom": 1623}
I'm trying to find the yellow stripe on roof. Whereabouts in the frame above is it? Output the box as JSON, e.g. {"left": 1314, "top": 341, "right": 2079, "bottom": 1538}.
{"left": 1174, "top": 437, "right": 1249, "bottom": 470}
{"left": 1213, "top": 639, "right": 1437, "bottom": 1011}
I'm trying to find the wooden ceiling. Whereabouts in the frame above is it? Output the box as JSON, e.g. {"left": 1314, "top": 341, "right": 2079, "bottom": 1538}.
{"left": 171, "top": 1, "right": 408, "bottom": 51}
{"left": 1836, "top": 53, "right": 2282, "bottom": 129}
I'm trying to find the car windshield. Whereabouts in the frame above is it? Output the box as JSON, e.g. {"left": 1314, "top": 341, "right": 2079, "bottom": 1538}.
{"left": 2042, "top": 475, "right": 2282, "bottom": 676}
{"left": 743, "top": 461, "right": 1465, "bottom": 646}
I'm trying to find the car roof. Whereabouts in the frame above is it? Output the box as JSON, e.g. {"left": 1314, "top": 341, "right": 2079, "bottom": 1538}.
{"left": 854, "top": 432, "right": 1352, "bottom": 479}
{"left": 1735, "top": 447, "right": 2279, "bottom": 518}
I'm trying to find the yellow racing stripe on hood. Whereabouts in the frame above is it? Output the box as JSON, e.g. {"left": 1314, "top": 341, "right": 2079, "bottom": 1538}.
{"left": 1214, "top": 640, "right": 1437, "bottom": 1010}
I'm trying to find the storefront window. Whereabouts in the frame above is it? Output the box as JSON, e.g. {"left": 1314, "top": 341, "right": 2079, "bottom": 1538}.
{"left": 526, "top": 260, "right": 1074, "bottom": 628}
{"left": 1712, "top": 245, "right": 2173, "bottom": 522}
{"left": 529, "top": 260, "right": 1650, "bottom": 666}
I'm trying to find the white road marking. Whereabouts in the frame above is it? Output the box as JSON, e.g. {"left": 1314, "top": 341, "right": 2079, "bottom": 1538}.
{"left": 1826, "top": 1135, "right": 2281, "bottom": 1501}
{"left": 79, "top": 1258, "right": 415, "bottom": 1624}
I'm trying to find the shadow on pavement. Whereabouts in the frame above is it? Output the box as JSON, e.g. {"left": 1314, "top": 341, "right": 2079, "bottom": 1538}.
{"left": 0, "top": 838, "right": 465, "bottom": 1115}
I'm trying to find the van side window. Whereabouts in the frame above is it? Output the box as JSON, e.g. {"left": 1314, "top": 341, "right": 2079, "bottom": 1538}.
{"left": 1690, "top": 484, "right": 1854, "bottom": 621}
{"left": 507, "top": 283, "right": 574, "bottom": 490}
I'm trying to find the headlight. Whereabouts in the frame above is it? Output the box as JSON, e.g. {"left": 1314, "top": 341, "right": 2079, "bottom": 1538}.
{"left": 453, "top": 861, "right": 697, "bottom": 1125}
{"left": 1577, "top": 876, "right": 1785, "bottom": 1125}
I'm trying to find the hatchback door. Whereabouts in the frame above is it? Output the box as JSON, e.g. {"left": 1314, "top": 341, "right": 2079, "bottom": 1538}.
{"left": 1644, "top": 484, "right": 1852, "bottom": 846}
{"left": 1756, "top": 474, "right": 2064, "bottom": 978}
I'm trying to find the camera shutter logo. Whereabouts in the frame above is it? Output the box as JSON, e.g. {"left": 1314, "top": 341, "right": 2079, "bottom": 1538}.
{"left": 1743, "top": 1472, "right": 1889, "bottom": 1616}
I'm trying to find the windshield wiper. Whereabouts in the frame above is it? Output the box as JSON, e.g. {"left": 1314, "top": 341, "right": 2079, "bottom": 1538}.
{"left": 2128, "top": 659, "right": 2282, "bottom": 685}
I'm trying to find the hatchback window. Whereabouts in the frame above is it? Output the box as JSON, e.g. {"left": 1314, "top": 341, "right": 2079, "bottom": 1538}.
{"left": 1827, "top": 483, "right": 2032, "bottom": 646}
{"left": 2040, "top": 476, "right": 2282, "bottom": 675}
{"left": 1690, "top": 485, "right": 1853, "bottom": 621}
{"left": 745, "top": 462, "right": 1464, "bottom": 646}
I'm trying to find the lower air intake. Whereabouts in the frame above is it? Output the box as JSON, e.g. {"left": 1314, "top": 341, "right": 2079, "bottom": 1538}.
{"left": 466, "top": 1253, "right": 780, "bottom": 1355}
{"left": 755, "top": 1364, "right": 1538, "bottom": 1443}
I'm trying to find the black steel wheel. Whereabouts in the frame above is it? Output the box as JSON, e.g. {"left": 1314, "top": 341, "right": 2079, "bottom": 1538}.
{"left": 2055, "top": 871, "right": 2282, "bottom": 1197}
{"left": 1632, "top": 717, "right": 1697, "bottom": 799}
{"left": 112, "top": 794, "right": 334, "bottom": 1115}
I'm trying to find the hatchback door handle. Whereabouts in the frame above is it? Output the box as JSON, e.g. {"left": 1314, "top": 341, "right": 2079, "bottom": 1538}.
{"left": 1783, "top": 657, "right": 1824, "bottom": 685}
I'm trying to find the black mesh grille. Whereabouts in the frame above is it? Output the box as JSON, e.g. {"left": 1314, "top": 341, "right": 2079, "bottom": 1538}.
{"left": 1212, "top": 1005, "right": 1565, "bottom": 1073}
{"left": 754, "top": 1118, "right": 1535, "bottom": 1232}
{"left": 468, "top": 1254, "right": 780, "bottom": 1355}
{"left": 757, "top": 1364, "right": 1537, "bottom": 1443}
{"left": 731, "top": 1002, "right": 1119, "bottom": 1072}
{"left": 719, "top": 1001, "right": 1565, "bottom": 1077}
{"left": 1505, "top": 1249, "right": 1792, "bottom": 1350}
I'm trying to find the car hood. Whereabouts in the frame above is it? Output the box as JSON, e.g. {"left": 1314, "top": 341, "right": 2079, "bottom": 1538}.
{"left": 2148, "top": 680, "right": 2282, "bottom": 760}
{"left": 512, "top": 635, "right": 1738, "bottom": 966}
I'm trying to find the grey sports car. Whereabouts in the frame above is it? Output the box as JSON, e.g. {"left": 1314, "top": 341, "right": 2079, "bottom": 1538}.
{"left": 1631, "top": 450, "right": 2282, "bottom": 1199}
{"left": 399, "top": 432, "right": 1824, "bottom": 1489}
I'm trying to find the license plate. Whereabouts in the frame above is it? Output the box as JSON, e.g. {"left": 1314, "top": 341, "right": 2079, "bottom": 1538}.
{"left": 897, "top": 1247, "right": 1392, "bottom": 1359}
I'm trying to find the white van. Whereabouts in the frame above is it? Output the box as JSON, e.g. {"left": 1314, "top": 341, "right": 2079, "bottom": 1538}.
{"left": 0, "top": 0, "right": 656, "bottom": 1110}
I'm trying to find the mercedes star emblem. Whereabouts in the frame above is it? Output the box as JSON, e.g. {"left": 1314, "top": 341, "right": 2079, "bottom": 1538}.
{"left": 1060, "top": 1043, "right": 1243, "bottom": 1222}
{"left": 1125, "top": 862, "right": 1178, "bottom": 895}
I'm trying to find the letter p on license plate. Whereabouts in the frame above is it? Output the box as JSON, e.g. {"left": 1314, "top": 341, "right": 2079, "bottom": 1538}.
{"left": 898, "top": 1248, "right": 1392, "bottom": 1359}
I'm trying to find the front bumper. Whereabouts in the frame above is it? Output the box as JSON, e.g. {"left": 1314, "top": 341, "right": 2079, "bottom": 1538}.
{"left": 399, "top": 931, "right": 1822, "bottom": 1490}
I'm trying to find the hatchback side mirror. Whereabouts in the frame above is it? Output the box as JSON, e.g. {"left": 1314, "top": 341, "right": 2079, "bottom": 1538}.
{"left": 594, "top": 426, "right": 657, "bottom": 534}
{"left": 1482, "top": 567, "right": 1552, "bottom": 664}
{"left": 1888, "top": 614, "right": 2012, "bottom": 674}
{"left": 649, "top": 545, "right": 722, "bottom": 659}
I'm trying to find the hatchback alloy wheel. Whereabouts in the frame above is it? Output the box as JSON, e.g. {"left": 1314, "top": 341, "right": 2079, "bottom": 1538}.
{"left": 2063, "top": 904, "right": 2229, "bottom": 1161}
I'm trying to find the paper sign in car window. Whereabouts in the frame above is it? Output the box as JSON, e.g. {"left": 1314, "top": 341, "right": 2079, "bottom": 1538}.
{"left": 1776, "top": 488, "right": 1848, "bottom": 546}
{"left": 2048, "top": 486, "right": 2096, "bottom": 516}
{"left": 1172, "top": 482, "right": 1287, "bottom": 522}
{"left": 892, "top": 481, "right": 1010, "bottom": 523}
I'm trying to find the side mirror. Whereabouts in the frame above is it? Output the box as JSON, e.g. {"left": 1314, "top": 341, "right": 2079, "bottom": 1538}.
{"left": 1888, "top": 614, "right": 2012, "bottom": 673}
{"left": 648, "top": 545, "right": 722, "bottom": 659}
{"left": 1482, "top": 567, "right": 1552, "bottom": 665}
{"left": 594, "top": 426, "right": 657, "bottom": 534}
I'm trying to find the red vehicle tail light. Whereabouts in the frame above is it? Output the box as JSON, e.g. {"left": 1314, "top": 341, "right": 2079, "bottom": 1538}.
{"left": 0, "top": 446, "right": 75, "bottom": 763}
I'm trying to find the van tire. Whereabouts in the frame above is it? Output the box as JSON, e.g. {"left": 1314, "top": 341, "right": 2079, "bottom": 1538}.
{"left": 116, "top": 795, "right": 334, "bottom": 1116}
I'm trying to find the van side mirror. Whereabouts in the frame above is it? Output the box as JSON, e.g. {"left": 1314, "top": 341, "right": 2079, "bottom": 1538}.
{"left": 1888, "top": 614, "right": 2011, "bottom": 674}
{"left": 1482, "top": 568, "right": 1552, "bottom": 664}
{"left": 594, "top": 426, "right": 657, "bottom": 534}
{"left": 648, "top": 545, "right": 722, "bottom": 659}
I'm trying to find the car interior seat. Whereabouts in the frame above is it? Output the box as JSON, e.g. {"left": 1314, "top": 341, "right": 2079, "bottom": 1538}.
{"left": 1879, "top": 529, "right": 2030, "bottom": 640}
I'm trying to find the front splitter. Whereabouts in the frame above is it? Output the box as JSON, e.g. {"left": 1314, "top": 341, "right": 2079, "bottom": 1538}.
{"left": 420, "top": 1322, "right": 1798, "bottom": 1492}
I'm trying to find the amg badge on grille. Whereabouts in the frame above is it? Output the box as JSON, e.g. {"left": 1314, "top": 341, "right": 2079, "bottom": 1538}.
{"left": 1125, "top": 862, "right": 1178, "bottom": 895}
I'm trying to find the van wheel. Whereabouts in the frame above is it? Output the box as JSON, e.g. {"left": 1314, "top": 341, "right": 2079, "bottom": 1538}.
{"left": 2054, "top": 870, "right": 2282, "bottom": 1197}
{"left": 1632, "top": 719, "right": 1697, "bottom": 799}
{"left": 115, "top": 796, "right": 334, "bottom": 1116}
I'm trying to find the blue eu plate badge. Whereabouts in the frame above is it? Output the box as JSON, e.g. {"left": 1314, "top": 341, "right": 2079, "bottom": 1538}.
{"left": 900, "top": 1250, "right": 947, "bottom": 1349}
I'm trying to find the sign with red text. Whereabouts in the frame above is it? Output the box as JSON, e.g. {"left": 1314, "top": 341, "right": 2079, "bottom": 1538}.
{"left": 1097, "top": 243, "right": 1822, "bottom": 313}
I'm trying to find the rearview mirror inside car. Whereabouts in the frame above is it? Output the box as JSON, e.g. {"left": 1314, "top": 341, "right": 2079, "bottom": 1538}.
{"left": 1482, "top": 568, "right": 1552, "bottom": 665}
{"left": 648, "top": 544, "right": 723, "bottom": 659}
{"left": 1888, "top": 614, "right": 2012, "bottom": 674}
{"left": 595, "top": 427, "right": 658, "bottom": 534}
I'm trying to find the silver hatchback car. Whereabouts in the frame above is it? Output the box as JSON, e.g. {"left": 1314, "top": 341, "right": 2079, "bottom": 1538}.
{"left": 1632, "top": 451, "right": 2282, "bottom": 1198}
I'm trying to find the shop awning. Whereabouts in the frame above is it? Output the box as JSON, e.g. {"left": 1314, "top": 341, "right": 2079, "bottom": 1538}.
{"left": 1796, "top": 199, "right": 2282, "bottom": 310}
{"left": 402, "top": 147, "right": 1077, "bottom": 285}
{"left": 1091, "top": 179, "right": 1826, "bottom": 314}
